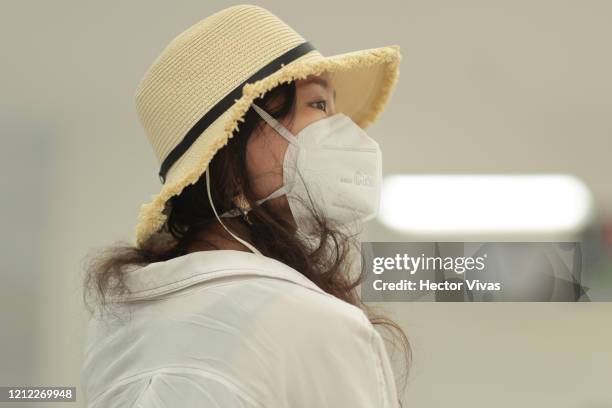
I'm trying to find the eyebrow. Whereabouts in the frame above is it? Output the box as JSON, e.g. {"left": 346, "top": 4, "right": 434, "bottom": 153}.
{"left": 302, "top": 77, "right": 337, "bottom": 101}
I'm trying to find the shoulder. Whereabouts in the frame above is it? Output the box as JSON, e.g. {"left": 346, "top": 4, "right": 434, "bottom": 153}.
{"left": 244, "top": 276, "right": 376, "bottom": 350}
{"left": 245, "top": 254, "right": 375, "bottom": 336}
{"left": 240, "top": 279, "right": 397, "bottom": 407}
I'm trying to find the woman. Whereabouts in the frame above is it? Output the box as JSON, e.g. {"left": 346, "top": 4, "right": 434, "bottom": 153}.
{"left": 81, "top": 4, "right": 410, "bottom": 407}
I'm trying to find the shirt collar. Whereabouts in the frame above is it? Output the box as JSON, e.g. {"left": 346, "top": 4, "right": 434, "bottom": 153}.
{"left": 117, "top": 250, "right": 329, "bottom": 302}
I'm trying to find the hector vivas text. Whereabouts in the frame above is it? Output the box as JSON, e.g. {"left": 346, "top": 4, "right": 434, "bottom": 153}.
{"left": 370, "top": 253, "right": 501, "bottom": 292}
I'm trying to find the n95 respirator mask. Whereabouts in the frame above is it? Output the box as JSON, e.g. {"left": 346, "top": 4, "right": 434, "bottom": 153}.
{"left": 221, "top": 102, "right": 382, "bottom": 235}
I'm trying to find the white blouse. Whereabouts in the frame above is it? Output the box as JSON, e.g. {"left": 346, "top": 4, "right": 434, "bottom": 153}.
{"left": 81, "top": 249, "right": 399, "bottom": 407}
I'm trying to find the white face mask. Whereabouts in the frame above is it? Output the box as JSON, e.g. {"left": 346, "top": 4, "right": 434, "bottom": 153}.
{"left": 220, "top": 102, "right": 383, "bottom": 236}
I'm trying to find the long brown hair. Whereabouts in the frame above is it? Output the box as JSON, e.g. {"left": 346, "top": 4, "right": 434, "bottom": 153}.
{"left": 83, "top": 80, "right": 411, "bottom": 403}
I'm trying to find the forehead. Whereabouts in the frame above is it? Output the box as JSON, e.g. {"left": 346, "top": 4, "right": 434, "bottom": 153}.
{"left": 295, "top": 73, "right": 336, "bottom": 102}
{"left": 296, "top": 72, "right": 334, "bottom": 90}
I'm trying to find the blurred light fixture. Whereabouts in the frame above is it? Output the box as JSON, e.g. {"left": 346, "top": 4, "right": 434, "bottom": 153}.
{"left": 378, "top": 174, "right": 594, "bottom": 236}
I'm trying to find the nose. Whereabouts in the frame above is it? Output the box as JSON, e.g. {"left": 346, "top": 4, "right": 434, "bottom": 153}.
{"left": 329, "top": 98, "right": 337, "bottom": 115}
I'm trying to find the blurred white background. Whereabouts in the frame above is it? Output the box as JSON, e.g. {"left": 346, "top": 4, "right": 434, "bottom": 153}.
{"left": 1, "top": 1, "right": 611, "bottom": 407}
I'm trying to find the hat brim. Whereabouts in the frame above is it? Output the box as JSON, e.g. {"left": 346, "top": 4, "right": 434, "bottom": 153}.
{"left": 135, "top": 45, "right": 401, "bottom": 248}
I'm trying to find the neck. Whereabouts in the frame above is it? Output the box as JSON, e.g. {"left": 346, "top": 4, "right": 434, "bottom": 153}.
{"left": 186, "top": 220, "right": 253, "bottom": 253}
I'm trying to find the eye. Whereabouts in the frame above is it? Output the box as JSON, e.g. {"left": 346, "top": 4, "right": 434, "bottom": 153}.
{"left": 310, "top": 100, "right": 327, "bottom": 113}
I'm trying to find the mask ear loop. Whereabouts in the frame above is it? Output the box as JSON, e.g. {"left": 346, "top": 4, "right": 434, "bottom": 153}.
{"left": 205, "top": 166, "right": 263, "bottom": 256}
{"left": 251, "top": 103, "right": 299, "bottom": 145}
{"left": 209, "top": 103, "right": 296, "bottom": 250}
{"left": 217, "top": 104, "right": 293, "bottom": 220}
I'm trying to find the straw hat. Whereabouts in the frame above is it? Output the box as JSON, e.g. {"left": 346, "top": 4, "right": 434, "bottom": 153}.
{"left": 134, "top": 4, "right": 402, "bottom": 249}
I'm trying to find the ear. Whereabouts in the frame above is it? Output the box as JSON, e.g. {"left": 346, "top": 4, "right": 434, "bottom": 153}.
{"left": 233, "top": 192, "right": 252, "bottom": 212}
{"left": 233, "top": 192, "right": 254, "bottom": 225}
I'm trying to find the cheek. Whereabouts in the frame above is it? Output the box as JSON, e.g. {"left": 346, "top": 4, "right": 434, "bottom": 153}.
{"left": 291, "top": 107, "right": 325, "bottom": 134}
{"left": 245, "top": 132, "right": 289, "bottom": 199}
